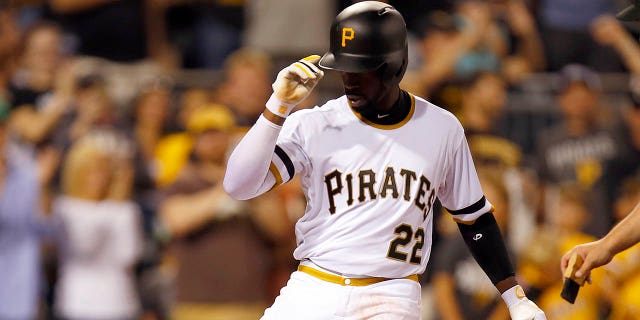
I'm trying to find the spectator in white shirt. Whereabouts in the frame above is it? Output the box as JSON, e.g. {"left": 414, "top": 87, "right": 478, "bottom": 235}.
{"left": 54, "top": 130, "right": 143, "bottom": 320}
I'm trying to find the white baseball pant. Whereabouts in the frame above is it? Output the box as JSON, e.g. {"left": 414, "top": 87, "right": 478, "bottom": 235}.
{"left": 261, "top": 263, "right": 421, "bottom": 320}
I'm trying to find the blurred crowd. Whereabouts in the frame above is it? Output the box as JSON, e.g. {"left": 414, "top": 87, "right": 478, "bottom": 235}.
{"left": 1, "top": 0, "right": 640, "bottom": 320}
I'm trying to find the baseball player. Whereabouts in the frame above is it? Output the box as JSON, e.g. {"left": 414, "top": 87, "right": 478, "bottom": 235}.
{"left": 224, "top": 2, "right": 546, "bottom": 319}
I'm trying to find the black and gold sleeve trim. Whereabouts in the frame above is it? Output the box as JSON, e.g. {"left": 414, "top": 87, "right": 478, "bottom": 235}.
{"left": 274, "top": 145, "right": 295, "bottom": 179}
{"left": 268, "top": 161, "right": 283, "bottom": 191}
{"left": 447, "top": 196, "right": 487, "bottom": 216}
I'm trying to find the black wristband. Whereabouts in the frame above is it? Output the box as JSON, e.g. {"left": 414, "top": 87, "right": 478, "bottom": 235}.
{"left": 457, "top": 212, "right": 515, "bottom": 285}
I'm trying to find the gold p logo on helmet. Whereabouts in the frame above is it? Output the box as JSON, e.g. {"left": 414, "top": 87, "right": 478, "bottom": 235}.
{"left": 341, "top": 27, "right": 355, "bottom": 47}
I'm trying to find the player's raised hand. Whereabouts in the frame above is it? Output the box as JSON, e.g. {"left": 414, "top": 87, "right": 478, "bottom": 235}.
{"left": 502, "top": 285, "right": 547, "bottom": 320}
{"left": 267, "top": 55, "right": 324, "bottom": 118}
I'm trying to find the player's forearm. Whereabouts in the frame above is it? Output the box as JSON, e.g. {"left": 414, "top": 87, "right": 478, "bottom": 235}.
{"left": 456, "top": 212, "right": 515, "bottom": 292}
{"left": 223, "top": 115, "right": 281, "bottom": 200}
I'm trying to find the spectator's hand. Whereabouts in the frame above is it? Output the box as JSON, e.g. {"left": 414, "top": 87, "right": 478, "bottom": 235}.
{"left": 591, "top": 15, "right": 627, "bottom": 47}
{"left": 268, "top": 55, "right": 324, "bottom": 118}
{"left": 560, "top": 240, "right": 614, "bottom": 283}
{"left": 502, "top": 285, "right": 547, "bottom": 320}
{"left": 459, "top": 1, "right": 492, "bottom": 36}
{"left": 507, "top": 1, "right": 536, "bottom": 37}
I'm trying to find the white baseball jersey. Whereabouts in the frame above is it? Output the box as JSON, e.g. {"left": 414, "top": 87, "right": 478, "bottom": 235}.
{"left": 267, "top": 93, "right": 492, "bottom": 278}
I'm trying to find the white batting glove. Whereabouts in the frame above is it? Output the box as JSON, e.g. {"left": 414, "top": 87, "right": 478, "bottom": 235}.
{"left": 266, "top": 55, "right": 324, "bottom": 118}
{"left": 502, "top": 285, "right": 547, "bottom": 320}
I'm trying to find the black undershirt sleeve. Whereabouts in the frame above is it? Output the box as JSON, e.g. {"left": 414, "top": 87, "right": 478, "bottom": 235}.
{"left": 456, "top": 212, "right": 515, "bottom": 285}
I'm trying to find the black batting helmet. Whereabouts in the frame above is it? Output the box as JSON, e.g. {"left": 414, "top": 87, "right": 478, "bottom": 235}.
{"left": 319, "top": 1, "right": 408, "bottom": 86}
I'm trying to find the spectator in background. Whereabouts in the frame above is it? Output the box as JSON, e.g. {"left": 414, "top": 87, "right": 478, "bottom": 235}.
{"left": 8, "top": 21, "right": 64, "bottom": 109}
{"left": 591, "top": 15, "right": 640, "bottom": 171}
{"left": 409, "top": 0, "right": 544, "bottom": 114}
{"left": 54, "top": 130, "right": 143, "bottom": 320}
{"left": 159, "top": 105, "right": 292, "bottom": 320}
{"left": 128, "top": 78, "right": 173, "bottom": 177}
{"left": 457, "top": 72, "right": 535, "bottom": 253}
{"left": 523, "top": 184, "right": 608, "bottom": 319}
{"left": 47, "top": 0, "right": 175, "bottom": 66}
{"left": 7, "top": 22, "right": 73, "bottom": 158}
{"left": 459, "top": 72, "right": 509, "bottom": 139}
{"left": 537, "top": 0, "right": 622, "bottom": 71}
{"left": 0, "top": 111, "right": 59, "bottom": 319}
{"left": 44, "top": 0, "right": 177, "bottom": 107}
{"left": 432, "top": 168, "right": 512, "bottom": 320}
{"left": 452, "top": 0, "right": 507, "bottom": 78}
{"left": 121, "top": 78, "right": 178, "bottom": 320}
{"left": 214, "top": 49, "right": 272, "bottom": 127}
{"left": 46, "top": 71, "right": 121, "bottom": 164}
{"left": 410, "top": 10, "right": 465, "bottom": 101}
{"left": 487, "top": 0, "right": 546, "bottom": 83}
{"left": 535, "top": 64, "right": 637, "bottom": 237}
{"left": 163, "top": 0, "right": 245, "bottom": 69}
{"left": 155, "top": 88, "right": 211, "bottom": 187}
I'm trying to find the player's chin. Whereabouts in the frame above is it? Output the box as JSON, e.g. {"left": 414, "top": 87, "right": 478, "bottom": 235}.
{"left": 347, "top": 94, "right": 368, "bottom": 108}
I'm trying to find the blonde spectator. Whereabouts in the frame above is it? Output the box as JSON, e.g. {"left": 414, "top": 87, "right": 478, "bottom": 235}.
{"left": 54, "top": 130, "right": 143, "bottom": 320}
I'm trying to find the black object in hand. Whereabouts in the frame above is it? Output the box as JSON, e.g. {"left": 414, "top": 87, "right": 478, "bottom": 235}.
{"left": 560, "top": 253, "right": 585, "bottom": 304}
{"left": 560, "top": 278, "right": 580, "bottom": 304}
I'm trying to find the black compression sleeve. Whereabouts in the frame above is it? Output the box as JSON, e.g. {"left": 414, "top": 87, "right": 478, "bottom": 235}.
{"left": 456, "top": 212, "right": 515, "bottom": 285}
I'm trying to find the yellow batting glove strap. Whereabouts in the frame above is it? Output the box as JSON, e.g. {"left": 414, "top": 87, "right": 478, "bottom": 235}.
{"left": 269, "top": 55, "right": 324, "bottom": 117}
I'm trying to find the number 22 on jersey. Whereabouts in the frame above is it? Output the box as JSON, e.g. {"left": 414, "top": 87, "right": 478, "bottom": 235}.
{"left": 386, "top": 224, "right": 425, "bottom": 264}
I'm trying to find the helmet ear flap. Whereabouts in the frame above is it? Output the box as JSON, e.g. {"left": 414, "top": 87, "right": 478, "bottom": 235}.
{"left": 376, "top": 54, "right": 407, "bottom": 86}
{"left": 395, "top": 58, "right": 407, "bottom": 78}
{"left": 388, "top": 51, "right": 408, "bottom": 85}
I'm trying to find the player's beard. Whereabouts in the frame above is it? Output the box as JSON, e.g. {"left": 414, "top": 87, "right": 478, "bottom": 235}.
{"left": 346, "top": 86, "right": 394, "bottom": 117}
{"left": 345, "top": 89, "right": 372, "bottom": 111}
